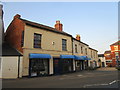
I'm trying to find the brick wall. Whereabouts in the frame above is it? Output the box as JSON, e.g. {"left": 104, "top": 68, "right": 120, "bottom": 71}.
{"left": 5, "top": 14, "right": 25, "bottom": 53}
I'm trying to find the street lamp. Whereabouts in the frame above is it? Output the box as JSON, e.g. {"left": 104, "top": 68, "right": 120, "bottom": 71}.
{"left": 115, "top": 52, "right": 119, "bottom": 67}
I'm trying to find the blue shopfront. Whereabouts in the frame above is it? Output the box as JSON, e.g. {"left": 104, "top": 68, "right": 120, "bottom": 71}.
{"left": 74, "top": 55, "right": 91, "bottom": 71}
{"left": 53, "top": 55, "right": 74, "bottom": 75}
{"left": 29, "top": 53, "right": 51, "bottom": 77}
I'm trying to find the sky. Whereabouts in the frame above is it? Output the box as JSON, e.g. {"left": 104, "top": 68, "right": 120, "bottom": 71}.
{"left": 2, "top": 2, "right": 118, "bottom": 54}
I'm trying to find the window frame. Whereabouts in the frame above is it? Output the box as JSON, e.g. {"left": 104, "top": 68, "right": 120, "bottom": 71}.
{"left": 21, "top": 31, "right": 24, "bottom": 47}
{"left": 75, "top": 44, "right": 78, "bottom": 53}
{"left": 62, "top": 39, "right": 67, "bottom": 51}
{"left": 34, "top": 33, "right": 42, "bottom": 48}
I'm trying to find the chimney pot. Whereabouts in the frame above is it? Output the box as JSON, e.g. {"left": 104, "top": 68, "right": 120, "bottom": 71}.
{"left": 14, "top": 14, "right": 21, "bottom": 19}
{"left": 56, "top": 20, "right": 60, "bottom": 24}
{"left": 76, "top": 34, "right": 81, "bottom": 41}
{"left": 54, "top": 20, "right": 63, "bottom": 31}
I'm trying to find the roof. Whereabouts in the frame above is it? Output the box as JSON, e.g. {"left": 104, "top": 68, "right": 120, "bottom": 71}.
{"left": 104, "top": 50, "right": 111, "bottom": 54}
{"left": 72, "top": 37, "right": 89, "bottom": 46}
{"left": 2, "top": 42, "right": 22, "bottom": 56}
{"left": 110, "top": 40, "right": 120, "bottom": 46}
{"left": 98, "top": 54, "right": 104, "bottom": 57}
{"left": 89, "top": 47, "right": 98, "bottom": 52}
{"left": 20, "top": 18, "right": 72, "bottom": 37}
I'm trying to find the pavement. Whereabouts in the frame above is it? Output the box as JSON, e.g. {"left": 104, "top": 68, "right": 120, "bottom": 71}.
{"left": 2, "top": 67, "right": 120, "bottom": 88}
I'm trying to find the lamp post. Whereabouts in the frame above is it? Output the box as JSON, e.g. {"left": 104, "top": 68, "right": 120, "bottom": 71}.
{"left": 115, "top": 52, "right": 119, "bottom": 67}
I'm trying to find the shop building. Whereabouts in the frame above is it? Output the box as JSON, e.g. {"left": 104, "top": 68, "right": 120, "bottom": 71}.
{"left": 5, "top": 14, "right": 74, "bottom": 77}
{"left": 104, "top": 50, "right": 112, "bottom": 67}
{"left": 88, "top": 47, "right": 98, "bottom": 69}
{"left": 5, "top": 14, "right": 99, "bottom": 77}
{"left": 72, "top": 35, "right": 90, "bottom": 71}
{"left": 110, "top": 41, "right": 120, "bottom": 67}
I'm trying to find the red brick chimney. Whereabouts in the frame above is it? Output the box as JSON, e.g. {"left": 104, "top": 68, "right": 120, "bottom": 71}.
{"left": 54, "top": 20, "right": 63, "bottom": 31}
{"left": 14, "top": 14, "right": 21, "bottom": 19}
{"left": 76, "top": 34, "right": 80, "bottom": 41}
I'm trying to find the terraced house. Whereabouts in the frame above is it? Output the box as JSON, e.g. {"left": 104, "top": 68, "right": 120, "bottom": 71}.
{"left": 88, "top": 47, "right": 98, "bottom": 68}
{"left": 5, "top": 14, "right": 98, "bottom": 78}
{"left": 72, "top": 35, "right": 90, "bottom": 71}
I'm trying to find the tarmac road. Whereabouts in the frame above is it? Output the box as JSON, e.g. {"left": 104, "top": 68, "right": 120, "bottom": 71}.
{"left": 2, "top": 67, "right": 120, "bottom": 88}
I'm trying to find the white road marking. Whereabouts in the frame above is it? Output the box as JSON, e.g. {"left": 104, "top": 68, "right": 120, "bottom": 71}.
{"left": 77, "top": 75, "right": 83, "bottom": 77}
{"left": 83, "top": 80, "right": 120, "bottom": 88}
{"left": 109, "top": 80, "right": 117, "bottom": 85}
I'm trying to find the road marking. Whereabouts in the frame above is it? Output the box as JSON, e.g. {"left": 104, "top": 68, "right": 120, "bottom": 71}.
{"left": 83, "top": 80, "right": 120, "bottom": 88}
{"left": 77, "top": 75, "right": 83, "bottom": 77}
{"left": 109, "top": 80, "right": 117, "bottom": 85}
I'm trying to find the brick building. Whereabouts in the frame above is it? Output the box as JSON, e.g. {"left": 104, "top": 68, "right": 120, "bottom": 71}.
{"left": 104, "top": 41, "right": 120, "bottom": 67}
{"left": 110, "top": 40, "right": 120, "bottom": 67}
{"left": 104, "top": 50, "right": 112, "bottom": 67}
{"left": 5, "top": 14, "right": 98, "bottom": 77}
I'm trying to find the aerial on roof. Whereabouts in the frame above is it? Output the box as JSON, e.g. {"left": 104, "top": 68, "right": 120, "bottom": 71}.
{"left": 110, "top": 40, "right": 120, "bottom": 46}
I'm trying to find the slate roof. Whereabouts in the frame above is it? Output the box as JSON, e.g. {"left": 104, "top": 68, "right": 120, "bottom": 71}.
{"left": 72, "top": 37, "right": 89, "bottom": 46}
{"left": 110, "top": 40, "right": 120, "bottom": 46}
{"left": 98, "top": 54, "right": 104, "bottom": 57}
{"left": 104, "top": 50, "right": 111, "bottom": 54}
{"left": 89, "top": 47, "right": 98, "bottom": 52}
{"left": 2, "top": 42, "right": 22, "bottom": 56}
{"left": 20, "top": 18, "right": 72, "bottom": 37}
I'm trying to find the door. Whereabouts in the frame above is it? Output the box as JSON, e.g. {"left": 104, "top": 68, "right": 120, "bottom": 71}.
{"left": 53, "top": 58, "right": 61, "bottom": 75}
{"left": 102, "top": 62, "right": 105, "bottom": 67}
{"left": 62, "top": 59, "right": 73, "bottom": 74}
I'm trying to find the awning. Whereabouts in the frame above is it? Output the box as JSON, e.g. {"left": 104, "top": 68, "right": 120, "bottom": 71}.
{"left": 87, "top": 58, "right": 91, "bottom": 60}
{"left": 81, "top": 56, "right": 91, "bottom": 60}
{"left": 74, "top": 55, "right": 84, "bottom": 60}
{"left": 60, "top": 55, "right": 75, "bottom": 59}
{"left": 29, "top": 53, "right": 51, "bottom": 59}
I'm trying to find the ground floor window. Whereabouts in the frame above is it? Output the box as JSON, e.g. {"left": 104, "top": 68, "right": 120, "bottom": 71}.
{"left": 29, "top": 59, "right": 49, "bottom": 77}
{"left": 61, "top": 59, "right": 73, "bottom": 74}
{"left": 53, "top": 58, "right": 73, "bottom": 74}
{"left": 75, "top": 60, "right": 83, "bottom": 71}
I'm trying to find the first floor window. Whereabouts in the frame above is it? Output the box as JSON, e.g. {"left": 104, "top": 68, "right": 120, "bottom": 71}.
{"left": 62, "top": 39, "right": 67, "bottom": 51}
{"left": 75, "top": 44, "right": 78, "bottom": 53}
{"left": 21, "top": 31, "right": 24, "bottom": 47}
{"left": 34, "top": 33, "right": 42, "bottom": 48}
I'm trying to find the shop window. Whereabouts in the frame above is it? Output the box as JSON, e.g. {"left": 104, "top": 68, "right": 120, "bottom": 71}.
{"left": 76, "top": 61, "right": 80, "bottom": 67}
{"left": 34, "top": 33, "right": 42, "bottom": 48}
{"left": 30, "top": 59, "right": 49, "bottom": 76}
{"left": 62, "top": 39, "right": 67, "bottom": 51}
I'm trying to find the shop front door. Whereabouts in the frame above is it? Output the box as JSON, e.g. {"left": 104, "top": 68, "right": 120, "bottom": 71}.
{"left": 53, "top": 59, "right": 61, "bottom": 75}
{"left": 62, "top": 59, "right": 73, "bottom": 74}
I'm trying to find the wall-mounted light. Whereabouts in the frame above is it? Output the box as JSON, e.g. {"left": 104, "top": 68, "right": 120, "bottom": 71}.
{"left": 52, "top": 42, "right": 55, "bottom": 45}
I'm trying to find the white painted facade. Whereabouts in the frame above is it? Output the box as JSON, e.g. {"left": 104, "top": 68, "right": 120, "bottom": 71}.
{"left": 0, "top": 56, "right": 23, "bottom": 79}
{"left": 98, "top": 56, "right": 107, "bottom": 67}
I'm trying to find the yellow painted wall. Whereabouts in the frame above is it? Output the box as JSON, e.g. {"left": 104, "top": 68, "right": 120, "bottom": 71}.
{"left": 22, "top": 25, "right": 73, "bottom": 76}
{"left": 73, "top": 39, "right": 89, "bottom": 56}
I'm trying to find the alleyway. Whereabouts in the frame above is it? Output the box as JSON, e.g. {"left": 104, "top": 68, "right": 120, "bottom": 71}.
{"left": 2, "top": 67, "right": 119, "bottom": 88}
